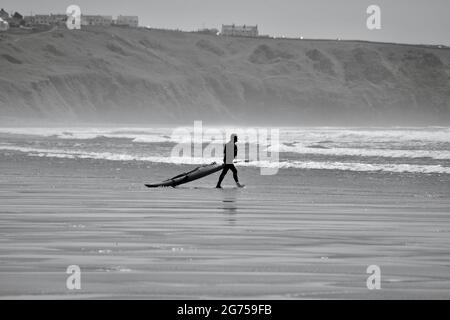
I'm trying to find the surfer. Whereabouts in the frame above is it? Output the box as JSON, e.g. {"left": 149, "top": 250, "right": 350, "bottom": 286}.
{"left": 216, "top": 134, "right": 244, "bottom": 188}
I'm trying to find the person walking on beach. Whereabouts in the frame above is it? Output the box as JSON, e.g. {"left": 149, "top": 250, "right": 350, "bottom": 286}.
{"left": 216, "top": 133, "right": 244, "bottom": 188}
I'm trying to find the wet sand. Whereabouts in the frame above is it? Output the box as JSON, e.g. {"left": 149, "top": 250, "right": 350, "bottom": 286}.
{"left": 0, "top": 152, "right": 450, "bottom": 299}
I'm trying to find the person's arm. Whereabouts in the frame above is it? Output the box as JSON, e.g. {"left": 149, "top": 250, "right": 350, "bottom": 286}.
{"left": 223, "top": 144, "right": 226, "bottom": 162}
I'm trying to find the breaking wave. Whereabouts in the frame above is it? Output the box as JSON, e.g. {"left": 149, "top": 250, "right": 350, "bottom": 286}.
{"left": 270, "top": 144, "right": 450, "bottom": 160}
{"left": 1, "top": 145, "right": 449, "bottom": 174}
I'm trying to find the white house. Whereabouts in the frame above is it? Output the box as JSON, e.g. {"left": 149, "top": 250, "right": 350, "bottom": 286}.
{"left": 0, "top": 17, "right": 9, "bottom": 31}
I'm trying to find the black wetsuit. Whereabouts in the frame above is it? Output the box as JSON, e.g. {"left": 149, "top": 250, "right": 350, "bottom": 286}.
{"left": 216, "top": 142, "right": 239, "bottom": 186}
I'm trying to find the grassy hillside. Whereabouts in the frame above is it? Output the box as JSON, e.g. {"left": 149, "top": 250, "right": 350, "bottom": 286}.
{"left": 0, "top": 26, "right": 449, "bottom": 125}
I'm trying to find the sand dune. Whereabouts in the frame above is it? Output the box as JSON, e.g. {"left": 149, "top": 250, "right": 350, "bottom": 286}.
{"left": 0, "top": 26, "right": 449, "bottom": 125}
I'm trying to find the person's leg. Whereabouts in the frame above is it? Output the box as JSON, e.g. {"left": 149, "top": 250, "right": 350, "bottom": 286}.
{"left": 216, "top": 166, "right": 229, "bottom": 188}
{"left": 230, "top": 165, "right": 244, "bottom": 187}
{"left": 230, "top": 164, "right": 239, "bottom": 183}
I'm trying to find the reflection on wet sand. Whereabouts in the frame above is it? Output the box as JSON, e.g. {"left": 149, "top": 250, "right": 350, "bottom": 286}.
{"left": 220, "top": 190, "right": 238, "bottom": 225}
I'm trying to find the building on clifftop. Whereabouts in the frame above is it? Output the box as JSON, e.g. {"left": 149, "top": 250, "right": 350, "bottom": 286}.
{"left": 221, "top": 24, "right": 258, "bottom": 37}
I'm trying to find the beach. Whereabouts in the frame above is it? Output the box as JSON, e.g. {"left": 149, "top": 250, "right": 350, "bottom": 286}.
{"left": 1, "top": 151, "right": 449, "bottom": 299}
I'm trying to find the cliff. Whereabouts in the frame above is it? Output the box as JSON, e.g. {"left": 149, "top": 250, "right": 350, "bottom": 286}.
{"left": 0, "top": 26, "right": 449, "bottom": 125}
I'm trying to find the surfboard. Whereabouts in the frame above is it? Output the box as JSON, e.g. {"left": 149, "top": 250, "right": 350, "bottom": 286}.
{"left": 145, "top": 162, "right": 225, "bottom": 188}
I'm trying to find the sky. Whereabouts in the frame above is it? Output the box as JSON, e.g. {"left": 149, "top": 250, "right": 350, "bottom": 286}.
{"left": 1, "top": 0, "right": 449, "bottom": 45}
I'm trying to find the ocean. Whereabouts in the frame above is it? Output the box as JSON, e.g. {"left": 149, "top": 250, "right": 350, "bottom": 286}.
{"left": 1, "top": 126, "right": 449, "bottom": 175}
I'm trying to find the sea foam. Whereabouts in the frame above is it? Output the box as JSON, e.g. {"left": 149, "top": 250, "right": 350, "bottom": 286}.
{"left": 1, "top": 144, "right": 449, "bottom": 174}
